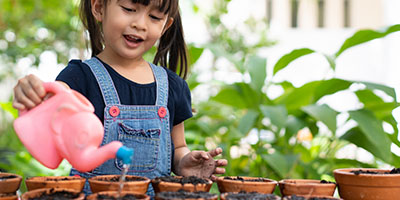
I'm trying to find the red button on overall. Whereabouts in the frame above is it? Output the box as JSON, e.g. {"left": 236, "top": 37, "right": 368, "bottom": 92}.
{"left": 158, "top": 107, "right": 166, "bottom": 118}
{"left": 109, "top": 106, "right": 120, "bottom": 117}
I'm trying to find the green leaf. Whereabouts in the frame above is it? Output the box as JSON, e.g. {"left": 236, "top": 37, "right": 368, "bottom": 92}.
{"left": 361, "top": 81, "right": 397, "bottom": 102}
{"left": 341, "top": 127, "right": 392, "bottom": 163}
{"left": 238, "top": 110, "right": 259, "bottom": 135}
{"left": 188, "top": 45, "right": 204, "bottom": 67}
{"left": 247, "top": 55, "right": 267, "bottom": 91}
{"left": 274, "top": 81, "right": 319, "bottom": 113}
{"left": 0, "top": 102, "right": 18, "bottom": 119}
{"left": 262, "top": 152, "right": 298, "bottom": 178}
{"left": 260, "top": 105, "right": 288, "bottom": 129}
{"left": 285, "top": 116, "right": 307, "bottom": 138}
{"left": 335, "top": 24, "right": 400, "bottom": 58}
{"left": 323, "top": 54, "right": 336, "bottom": 71}
{"left": 302, "top": 104, "right": 338, "bottom": 134}
{"left": 212, "top": 86, "right": 247, "bottom": 109}
{"left": 313, "top": 78, "right": 352, "bottom": 102}
{"left": 273, "top": 48, "right": 315, "bottom": 75}
{"left": 348, "top": 109, "right": 392, "bottom": 162}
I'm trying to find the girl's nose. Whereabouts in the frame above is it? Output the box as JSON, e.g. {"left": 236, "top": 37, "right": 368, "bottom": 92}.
{"left": 131, "top": 13, "right": 147, "bottom": 31}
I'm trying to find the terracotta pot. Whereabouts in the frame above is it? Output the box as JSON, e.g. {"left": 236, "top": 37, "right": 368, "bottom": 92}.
{"left": 278, "top": 179, "right": 336, "bottom": 197}
{"left": 0, "top": 193, "right": 18, "bottom": 200}
{"left": 0, "top": 172, "right": 22, "bottom": 194}
{"left": 334, "top": 168, "right": 400, "bottom": 200}
{"left": 25, "top": 176, "right": 86, "bottom": 192}
{"left": 220, "top": 192, "right": 280, "bottom": 200}
{"left": 89, "top": 174, "right": 150, "bottom": 194}
{"left": 155, "top": 190, "right": 218, "bottom": 200}
{"left": 216, "top": 176, "right": 277, "bottom": 194}
{"left": 86, "top": 191, "right": 150, "bottom": 199}
{"left": 21, "top": 188, "right": 85, "bottom": 200}
{"left": 282, "top": 195, "right": 342, "bottom": 200}
{"left": 151, "top": 176, "right": 213, "bottom": 194}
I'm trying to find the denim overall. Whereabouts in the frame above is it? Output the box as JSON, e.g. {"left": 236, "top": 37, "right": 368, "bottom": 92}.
{"left": 70, "top": 57, "right": 171, "bottom": 197}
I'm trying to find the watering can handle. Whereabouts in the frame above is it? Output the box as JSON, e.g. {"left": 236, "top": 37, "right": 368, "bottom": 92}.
{"left": 19, "top": 82, "right": 68, "bottom": 116}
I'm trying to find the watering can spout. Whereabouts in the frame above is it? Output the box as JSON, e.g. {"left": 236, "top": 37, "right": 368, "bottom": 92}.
{"left": 71, "top": 142, "right": 133, "bottom": 172}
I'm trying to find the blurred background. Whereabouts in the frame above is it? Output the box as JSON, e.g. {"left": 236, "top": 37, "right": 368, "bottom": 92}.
{"left": 0, "top": 0, "right": 399, "bottom": 195}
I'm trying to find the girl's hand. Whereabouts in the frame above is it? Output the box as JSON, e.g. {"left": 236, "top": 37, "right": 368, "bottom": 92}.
{"left": 12, "top": 74, "right": 46, "bottom": 111}
{"left": 178, "top": 147, "right": 228, "bottom": 180}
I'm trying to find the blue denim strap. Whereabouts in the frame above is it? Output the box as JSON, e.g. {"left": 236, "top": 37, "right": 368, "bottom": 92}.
{"left": 83, "top": 57, "right": 121, "bottom": 105}
{"left": 149, "top": 63, "right": 168, "bottom": 107}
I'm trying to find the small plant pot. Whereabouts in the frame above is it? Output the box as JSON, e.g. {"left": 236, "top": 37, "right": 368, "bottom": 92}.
{"left": 86, "top": 191, "right": 150, "bottom": 200}
{"left": 0, "top": 172, "right": 22, "bottom": 194}
{"left": 282, "top": 194, "right": 342, "bottom": 200}
{"left": 20, "top": 188, "right": 85, "bottom": 200}
{"left": 334, "top": 168, "right": 400, "bottom": 200}
{"left": 151, "top": 176, "right": 213, "bottom": 194}
{"left": 278, "top": 179, "right": 336, "bottom": 197}
{"left": 89, "top": 174, "right": 150, "bottom": 194}
{"left": 0, "top": 193, "right": 18, "bottom": 200}
{"left": 216, "top": 176, "right": 277, "bottom": 194}
{"left": 155, "top": 190, "right": 218, "bottom": 200}
{"left": 220, "top": 192, "right": 280, "bottom": 200}
{"left": 25, "top": 176, "right": 86, "bottom": 192}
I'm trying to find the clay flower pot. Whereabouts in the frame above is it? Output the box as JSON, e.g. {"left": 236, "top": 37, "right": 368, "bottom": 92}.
{"left": 220, "top": 192, "right": 280, "bottom": 200}
{"left": 278, "top": 179, "right": 336, "bottom": 197}
{"left": 0, "top": 193, "right": 18, "bottom": 200}
{"left": 21, "top": 188, "right": 85, "bottom": 200}
{"left": 25, "top": 176, "right": 86, "bottom": 192}
{"left": 282, "top": 194, "right": 342, "bottom": 200}
{"left": 0, "top": 172, "right": 22, "bottom": 195}
{"left": 334, "top": 168, "right": 400, "bottom": 200}
{"left": 151, "top": 176, "right": 213, "bottom": 194}
{"left": 155, "top": 190, "right": 218, "bottom": 200}
{"left": 86, "top": 191, "right": 150, "bottom": 200}
{"left": 89, "top": 174, "right": 150, "bottom": 194}
{"left": 216, "top": 176, "right": 277, "bottom": 194}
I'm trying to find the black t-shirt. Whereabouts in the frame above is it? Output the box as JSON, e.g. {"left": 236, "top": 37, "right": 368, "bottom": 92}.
{"left": 55, "top": 58, "right": 193, "bottom": 131}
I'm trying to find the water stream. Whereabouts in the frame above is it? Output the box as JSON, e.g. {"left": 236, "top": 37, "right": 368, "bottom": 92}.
{"left": 118, "top": 164, "right": 130, "bottom": 197}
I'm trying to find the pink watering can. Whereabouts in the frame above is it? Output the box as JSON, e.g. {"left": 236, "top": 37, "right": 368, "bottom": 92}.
{"left": 13, "top": 82, "right": 133, "bottom": 172}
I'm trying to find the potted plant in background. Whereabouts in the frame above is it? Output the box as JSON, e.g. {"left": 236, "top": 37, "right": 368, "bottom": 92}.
{"left": 334, "top": 168, "right": 400, "bottom": 200}
{"left": 216, "top": 176, "right": 277, "bottom": 194}
{"left": 25, "top": 175, "right": 85, "bottom": 192}
{"left": 278, "top": 179, "right": 336, "bottom": 197}
{"left": 151, "top": 176, "right": 213, "bottom": 194}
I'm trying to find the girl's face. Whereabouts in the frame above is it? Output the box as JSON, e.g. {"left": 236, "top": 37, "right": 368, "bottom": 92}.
{"left": 93, "top": 0, "right": 173, "bottom": 62}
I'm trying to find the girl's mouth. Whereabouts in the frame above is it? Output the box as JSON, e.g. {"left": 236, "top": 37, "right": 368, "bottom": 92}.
{"left": 124, "top": 35, "right": 144, "bottom": 43}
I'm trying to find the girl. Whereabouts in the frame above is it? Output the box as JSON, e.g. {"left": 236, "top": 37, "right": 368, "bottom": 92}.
{"left": 12, "top": 0, "right": 227, "bottom": 196}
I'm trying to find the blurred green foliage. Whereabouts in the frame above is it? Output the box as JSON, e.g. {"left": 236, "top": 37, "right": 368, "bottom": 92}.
{"left": 0, "top": 0, "right": 399, "bottom": 196}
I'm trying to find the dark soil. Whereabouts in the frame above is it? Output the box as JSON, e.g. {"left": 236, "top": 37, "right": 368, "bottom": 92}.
{"left": 153, "top": 176, "right": 209, "bottom": 185}
{"left": 0, "top": 175, "right": 17, "bottom": 180}
{"left": 156, "top": 190, "right": 217, "bottom": 199}
{"left": 27, "top": 188, "right": 81, "bottom": 200}
{"left": 224, "top": 191, "right": 280, "bottom": 200}
{"left": 351, "top": 168, "right": 400, "bottom": 175}
{"left": 320, "top": 180, "right": 336, "bottom": 184}
{"left": 286, "top": 195, "right": 335, "bottom": 200}
{"left": 97, "top": 176, "right": 147, "bottom": 182}
{"left": 28, "top": 177, "right": 80, "bottom": 181}
{"left": 223, "top": 176, "right": 268, "bottom": 182}
{"left": 0, "top": 193, "right": 15, "bottom": 197}
{"left": 96, "top": 194, "right": 142, "bottom": 199}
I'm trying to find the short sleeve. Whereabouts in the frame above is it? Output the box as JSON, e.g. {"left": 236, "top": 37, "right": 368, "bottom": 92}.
{"left": 173, "top": 79, "right": 192, "bottom": 125}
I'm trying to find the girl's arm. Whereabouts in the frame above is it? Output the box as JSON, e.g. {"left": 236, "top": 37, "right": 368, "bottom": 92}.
{"left": 171, "top": 122, "right": 228, "bottom": 179}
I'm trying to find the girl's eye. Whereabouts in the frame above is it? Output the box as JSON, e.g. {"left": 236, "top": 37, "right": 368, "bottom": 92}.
{"left": 150, "top": 15, "right": 162, "bottom": 21}
{"left": 121, "top": 6, "right": 136, "bottom": 12}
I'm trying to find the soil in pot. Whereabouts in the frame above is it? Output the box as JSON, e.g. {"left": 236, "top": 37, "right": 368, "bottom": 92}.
{"left": 283, "top": 194, "right": 342, "bottom": 200}
{"left": 89, "top": 175, "right": 150, "bottom": 194}
{"left": 220, "top": 191, "right": 280, "bottom": 200}
{"left": 216, "top": 176, "right": 277, "bottom": 194}
{"left": 25, "top": 176, "right": 85, "bottom": 192}
{"left": 0, "top": 173, "right": 22, "bottom": 194}
{"left": 334, "top": 168, "right": 400, "bottom": 200}
{"left": 0, "top": 193, "right": 18, "bottom": 200}
{"left": 278, "top": 179, "right": 336, "bottom": 197}
{"left": 155, "top": 190, "right": 218, "bottom": 200}
{"left": 20, "top": 188, "right": 85, "bottom": 200}
{"left": 86, "top": 191, "right": 150, "bottom": 200}
{"left": 151, "top": 176, "right": 213, "bottom": 193}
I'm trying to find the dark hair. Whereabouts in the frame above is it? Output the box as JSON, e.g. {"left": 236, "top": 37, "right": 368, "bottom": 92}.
{"left": 80, "top": 0, "right": 188, "bottom": 79}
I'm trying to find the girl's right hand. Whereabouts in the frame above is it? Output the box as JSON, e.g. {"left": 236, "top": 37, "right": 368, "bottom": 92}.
{"left": 12, "top": 74, "right": 46, "bottom": 111}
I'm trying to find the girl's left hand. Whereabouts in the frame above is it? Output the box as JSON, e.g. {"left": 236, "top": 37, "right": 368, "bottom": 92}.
{"left": 178, "top": 147, "right": 228, "bottom": 180}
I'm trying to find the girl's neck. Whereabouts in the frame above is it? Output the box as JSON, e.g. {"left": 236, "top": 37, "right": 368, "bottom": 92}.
{"left": 96, "top": 51, "right": 155, "bottom": 84}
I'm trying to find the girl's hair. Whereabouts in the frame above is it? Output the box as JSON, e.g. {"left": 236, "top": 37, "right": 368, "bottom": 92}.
{"left": 80, "top": 0, "right": 188, "bottom": 79}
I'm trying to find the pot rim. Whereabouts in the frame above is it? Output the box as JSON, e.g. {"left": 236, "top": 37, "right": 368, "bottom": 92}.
{"left": 278, "top": 179, "right": 336, "bottom": 186}
{"left": 21, "top": 188, "right": 84, "bottom": 199}
{"left": 151, "top": 176, "right": 213, "bottom": 186}
{"left": 89, "top": 174, "right": 151, "bottom": 184}
{"left": 0, "top": 173, "right": 22, "bottom": 181}
{"left": 26, "top": 176, "right": 85, "bottom": 182}
{"left": 216, "top": 176, "right": 278, "bottom": 185}
{"left": 333, "top": 168, "right": 400, "bottom": 176}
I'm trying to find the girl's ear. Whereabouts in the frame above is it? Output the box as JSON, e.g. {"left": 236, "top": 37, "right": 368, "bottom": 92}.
{"left": 91, "top": 0, "right": 104, "bottom": 22}
{"left": 162, "top": 17, "right": 174, "bottom": 35}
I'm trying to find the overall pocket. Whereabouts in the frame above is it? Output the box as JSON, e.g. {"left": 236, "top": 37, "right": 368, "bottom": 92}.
{"left": 115, "top": 122, "right": 160, "bottom": 172}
